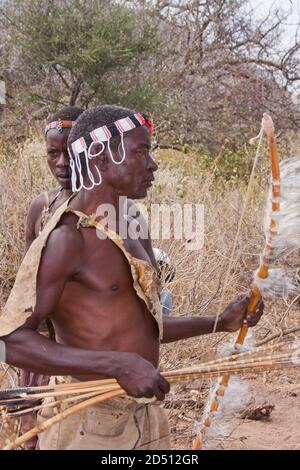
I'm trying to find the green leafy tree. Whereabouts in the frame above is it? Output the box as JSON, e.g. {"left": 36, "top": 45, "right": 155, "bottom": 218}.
{"left": 0, "top": 0, "right": 159, "bottom": 113}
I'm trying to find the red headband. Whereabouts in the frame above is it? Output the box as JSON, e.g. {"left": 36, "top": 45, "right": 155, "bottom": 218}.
{"left": 45, "top": 119, "right": 74, "bottom": 134}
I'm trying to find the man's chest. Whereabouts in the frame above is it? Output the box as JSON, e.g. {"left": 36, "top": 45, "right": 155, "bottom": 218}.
{"left": 74, "top": 230, "right": 156, "bottom": 292}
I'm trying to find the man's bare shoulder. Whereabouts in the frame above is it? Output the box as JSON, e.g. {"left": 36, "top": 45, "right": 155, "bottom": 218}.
{"left": 37, "top": 212, "right": 85, "bottom": 284}
{"left": 47, "top": 211, "right": 84, "bottom": 254}
{"left": 27, "top": 188, "right": 59, "bottom": 219}
{"left": 27, "top": 192, "right": 47, "bottom": 220}
{"left": 25, "top": 192, "right": 49, "bottom": 249}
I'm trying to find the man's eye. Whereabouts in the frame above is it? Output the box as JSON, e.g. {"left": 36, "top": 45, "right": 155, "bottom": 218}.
{"left": 47, "top": 150, "right": 58, "bottom": 157}
{"left": 138, "top": 149, "right": 150, "bottom": 157}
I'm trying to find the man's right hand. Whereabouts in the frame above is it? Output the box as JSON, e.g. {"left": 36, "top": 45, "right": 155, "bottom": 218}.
{"left": 116, "top": 352, "right": 170, "bottom": 401}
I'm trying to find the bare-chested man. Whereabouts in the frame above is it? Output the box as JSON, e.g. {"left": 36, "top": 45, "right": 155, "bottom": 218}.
{"left": 0, "top": 105, "right": 263, "bottom": 450}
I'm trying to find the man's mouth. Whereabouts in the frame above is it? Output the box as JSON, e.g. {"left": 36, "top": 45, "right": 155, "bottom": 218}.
{"left": 144, "top": 175, "right": 155, "bottom": 185}
{"left": 57, "top": 174, "right": 70, "bottom": 180}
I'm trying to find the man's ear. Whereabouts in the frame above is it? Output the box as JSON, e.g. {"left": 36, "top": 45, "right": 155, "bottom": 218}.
{"left": 90, "top": 142, "right": 109, "bottom": 171}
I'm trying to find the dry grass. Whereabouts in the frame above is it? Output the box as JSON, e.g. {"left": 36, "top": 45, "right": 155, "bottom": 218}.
{"left": 1, "top": 134, "right": 300, "bottom": 449}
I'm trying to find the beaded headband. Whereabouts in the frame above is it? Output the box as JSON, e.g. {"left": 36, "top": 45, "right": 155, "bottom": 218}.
{"left": 69, "top": 113, "right": 152, "bottom": 156}
{"left": 45, "top": 119, "right": 74, "bottom": 135}
{"left": 68, "top": 112, "right": 153, "bottom": 192}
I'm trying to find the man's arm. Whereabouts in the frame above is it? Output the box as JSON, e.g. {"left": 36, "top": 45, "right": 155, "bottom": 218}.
{"left": 162, "top": 295, "right": 264, "bottom": 343}
{"left": 2, "top": 223, "right": 169, "bottom": 400}
{"left": 3, "top": 329, "right": 169, "bottom": 399}
{"left": 4, "top": 223, "right": 107, "bottom": 377}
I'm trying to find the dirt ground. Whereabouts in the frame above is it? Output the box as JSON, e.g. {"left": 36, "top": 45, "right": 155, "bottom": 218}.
{"left": 169, "top": 369, "right": 300, "bottom": 450}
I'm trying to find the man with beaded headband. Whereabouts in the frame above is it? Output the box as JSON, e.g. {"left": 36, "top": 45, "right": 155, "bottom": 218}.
{"left": 0, "top": 105, "right": 263, "bottom": 450}
{"left": 26, "top": 106, "right": 84, "bottom": 248}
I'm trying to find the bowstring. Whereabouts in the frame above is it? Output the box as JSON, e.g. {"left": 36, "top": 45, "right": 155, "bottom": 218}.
{"left": 212, "top": 128, "right": 265, "bottom": 333}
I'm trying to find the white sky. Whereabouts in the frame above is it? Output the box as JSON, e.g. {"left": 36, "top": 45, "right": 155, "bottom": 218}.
{"left": 250, "top": 0, "right": 300, "bottom": 46}
{"left": 251, "top": 0, "right": 300, "bottom": 16}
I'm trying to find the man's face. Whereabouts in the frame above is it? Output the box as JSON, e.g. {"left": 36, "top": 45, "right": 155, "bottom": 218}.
{"left": 45, "top": 129, "right": 72, "bottom": 190}
{"left": 107, "top": 126, "right": 158, "bottom": 199}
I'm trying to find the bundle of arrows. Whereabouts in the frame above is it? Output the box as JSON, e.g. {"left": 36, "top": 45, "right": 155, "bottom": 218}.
{"left": 1, "top": 339, "right": 300, "bottom": 450}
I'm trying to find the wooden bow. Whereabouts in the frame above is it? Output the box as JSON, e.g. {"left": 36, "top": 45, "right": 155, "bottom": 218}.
{"left": 192, "top": 114, "right": 280, "bottom": 450}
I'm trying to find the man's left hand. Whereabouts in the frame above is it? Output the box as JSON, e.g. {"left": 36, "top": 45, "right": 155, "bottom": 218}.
{"left": 218, "top": 294, "right": 264, "bottom": 333}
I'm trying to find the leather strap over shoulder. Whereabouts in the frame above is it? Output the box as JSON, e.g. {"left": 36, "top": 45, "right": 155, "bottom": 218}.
{"left": 44, "top": 191, "right": 50, "bottom": 207}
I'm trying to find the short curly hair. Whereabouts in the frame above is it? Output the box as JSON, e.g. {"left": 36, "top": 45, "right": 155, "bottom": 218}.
{"left": 46, "top": 106, "right": 85, "bottom": 125}
{"left": 68, "top": 104, "right": 135, "bottom": 147}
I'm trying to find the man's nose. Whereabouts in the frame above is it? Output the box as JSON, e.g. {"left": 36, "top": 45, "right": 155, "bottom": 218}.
{"left": 57, "top": 151, "right": 69, "bottom": 167}
{"left": 148, "top": 155, "right": 158, "bottom": 172}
